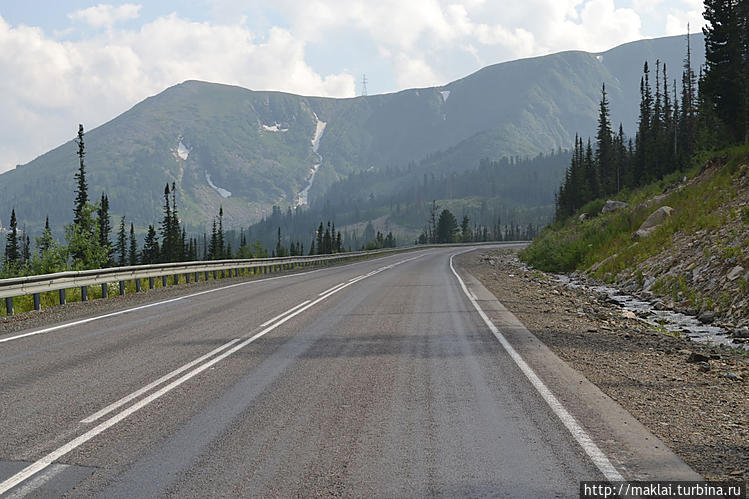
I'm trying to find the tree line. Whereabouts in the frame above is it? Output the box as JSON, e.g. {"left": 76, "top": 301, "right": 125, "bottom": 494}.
{"left": 556, "top": 7, "right": 748, "bottom": 220}
{"left": 1, "top": 125, "right": 356, "bottom": 278}
{"left": 416, "top": 201, "right": 538, "bottom": 244}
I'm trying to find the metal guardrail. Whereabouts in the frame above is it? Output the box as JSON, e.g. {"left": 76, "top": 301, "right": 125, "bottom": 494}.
{"left": 0, "top": 241, "right": 527, "bottom": 315}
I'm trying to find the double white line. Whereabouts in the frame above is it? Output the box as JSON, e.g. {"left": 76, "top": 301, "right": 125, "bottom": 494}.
{"left": 0, "top": 255, "right": 421, "bottom": 495}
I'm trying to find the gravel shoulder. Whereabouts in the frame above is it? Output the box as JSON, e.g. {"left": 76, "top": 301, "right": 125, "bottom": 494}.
{"left": 458, "top": 248, "right": 748, "bottom": 482}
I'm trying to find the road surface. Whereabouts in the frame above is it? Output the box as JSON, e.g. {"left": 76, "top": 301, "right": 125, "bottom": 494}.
{"left": 0, "top": 247, "right": 688, "bottom": 497}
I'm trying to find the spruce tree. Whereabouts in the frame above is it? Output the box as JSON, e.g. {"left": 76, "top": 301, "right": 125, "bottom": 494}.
{"left": 160, "top": 184, "right": 172, "bottom": 262}
{"left": 97, "top": 193, "right": 112, "bottom": 266}
{"left": 217, "top": 206, "right": 225, "bottom": 259}
{"left": 128, "top": 223, "right": 137, "bottom": 265}
{"left": 39, "top": 216, "right": 52, "bottom": 254}
{"left": 117, "top": 216, "right": 127, "bottom": 266}
{"left": 73, "top": 124, "right": 88, "bottom": 227}
{"left": 595, "top": 84, "right": 613, "bottom": 195}
{"left": 141, "top": 225, "right": 159, "bottom": 264}
{"left": 4, "top": 209, "right": 20, "bottom": 271}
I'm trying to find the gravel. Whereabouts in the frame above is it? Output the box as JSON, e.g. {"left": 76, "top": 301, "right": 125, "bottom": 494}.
{"left": 458, "top": 249, "right": 749, "bottom": 482}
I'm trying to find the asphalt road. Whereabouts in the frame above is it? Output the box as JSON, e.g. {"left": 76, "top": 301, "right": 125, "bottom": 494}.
{"left": 0, "top": 246, "right": 617, "bottom": 497}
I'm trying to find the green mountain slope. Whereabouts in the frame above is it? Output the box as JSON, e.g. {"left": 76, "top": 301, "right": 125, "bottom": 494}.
{"left": 0, "top": 34, "right": 704, "bottom": 233}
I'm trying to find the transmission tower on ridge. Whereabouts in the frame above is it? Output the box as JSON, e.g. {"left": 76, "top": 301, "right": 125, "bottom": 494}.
{"left": 361, "top": 74, "right": 368, "bottom": 96}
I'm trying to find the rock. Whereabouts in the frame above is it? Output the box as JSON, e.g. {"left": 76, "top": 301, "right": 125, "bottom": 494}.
{"left": 632, "top": 206, "right": 674, "bottom": 239}
{"left": 732, "top": 327, "right": 749, "bottom": 339}
{"left": 579, "top": 213, "right": 590, "bottom": 222}
{"left": 697, "top": 361, "right": 711, "bottom": 372}
{"left": 687, "top": 352, "right": 710, "bottom": 363}
{"left": 720, "top": 372, "right": 744, "bottom": 382}
{"left": 601, "top": 200, "right": 628, "bottom": 214}
{"left": 621, "top": 310, "right": 637, "bottom": 320}
{"left": 726, "top": 265, "right": 744, "bottom": 281}
{"left": 698, "top": 311, "right": 716, "bottom": 324}
{"left": 638, "top": 193, "right": 668, "bottom": 210}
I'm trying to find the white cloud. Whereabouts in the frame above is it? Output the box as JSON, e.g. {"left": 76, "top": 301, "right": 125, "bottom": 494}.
{"left": 0, "top": 13, "right": 354, "bottom": 172}
{"left": 68, "top": 3, "right": 142, "bottom": 29}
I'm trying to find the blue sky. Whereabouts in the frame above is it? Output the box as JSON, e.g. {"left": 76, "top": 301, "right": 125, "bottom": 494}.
{"left": 0, "top": 0, "right": 706, "bottom": 173}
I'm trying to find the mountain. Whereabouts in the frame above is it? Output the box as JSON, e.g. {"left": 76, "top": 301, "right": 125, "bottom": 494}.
{"left": 0, "top": 34, "right": 704, "bottom": 234}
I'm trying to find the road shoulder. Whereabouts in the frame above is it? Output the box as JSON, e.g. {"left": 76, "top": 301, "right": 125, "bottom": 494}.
{"left": 454, "top": 249, "right": 748, "bottom": 482}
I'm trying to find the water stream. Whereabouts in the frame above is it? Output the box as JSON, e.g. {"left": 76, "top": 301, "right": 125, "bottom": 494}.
{"left": 556, "top": 275, "right": 748, "bottom": 351}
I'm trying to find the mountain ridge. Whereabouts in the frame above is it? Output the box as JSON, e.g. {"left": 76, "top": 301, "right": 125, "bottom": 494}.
{"left": 0, "top": 33, "right": 704, "bottom": 233}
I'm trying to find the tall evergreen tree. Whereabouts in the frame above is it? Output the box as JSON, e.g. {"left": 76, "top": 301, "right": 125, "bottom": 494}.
{"left": 116, "top": 216, "right": 127, "bottom": 266}
{"left": 128, "top": 223, "right": 137, "bottom": 265}
{"left": 436, "top": 209, "right": 458, "bottom": 243}
{"left": 39, "top": 216, "right": 52, "bottom": 254}
{"left": 73, "top": 124, "right": 88, "bottom": 227}
{"left": 217, "top": 206, "right": 225, "bottom": 259}
{"left": 97, "top": 193, "right": 112, "bottom": 265}
{"left": 595, "top": 83, "right": 614, "bottom": 195}
{"left": 702, "top": 0, "right": 748, "bottom": 143}
{"left": 141, "top": 225, "right": 159, "bottom": 264}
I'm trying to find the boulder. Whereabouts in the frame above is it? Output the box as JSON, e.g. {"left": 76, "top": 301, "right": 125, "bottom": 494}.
{"left": 579, "top": 213, "right": 590, "bottom": 222}
{"left": 698, "top": 311, "right": 715, "bottom": 324}
{"left": 632, "top": 206, "right": 674, "bottom": 239}
{"left": 601, "top": 200, "right": 628, "bottom": 214}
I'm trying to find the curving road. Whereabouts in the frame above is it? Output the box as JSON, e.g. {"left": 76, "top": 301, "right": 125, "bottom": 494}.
{"left": 0, "top": 246, "right": 696, "bottom": 497}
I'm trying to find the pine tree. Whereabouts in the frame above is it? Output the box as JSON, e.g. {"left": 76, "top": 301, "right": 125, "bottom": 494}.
{"left": 73, "top": 124, "right": 88, "bottom": 227}
{"left": 116, "top": 216, "right": 127, "bottom": 266}
{"left": 316, "top": 222, "right": 324, "bottom": 255}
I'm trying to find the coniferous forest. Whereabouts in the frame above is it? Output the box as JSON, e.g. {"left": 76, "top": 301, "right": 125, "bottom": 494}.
{"left": 556, "top": 4, "right": 748, "bottom": 220}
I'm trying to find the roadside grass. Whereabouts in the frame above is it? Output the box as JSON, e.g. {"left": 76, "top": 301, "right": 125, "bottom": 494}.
{"left": 520, "top": 144, "right": 749, "bottom": 276}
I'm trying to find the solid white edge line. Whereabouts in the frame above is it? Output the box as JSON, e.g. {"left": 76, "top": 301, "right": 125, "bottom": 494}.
{"left": 0, "top": 251, "right": 417, "bottom": 345}
{"left": 259, "top": 301, "right": 311, "bottom": 328}
{"left": 80, "top": 338, "right": 243, "bottom": 423}
{"left": 448, "top": 253, "right": 624, "bottom": 482}
{"left": 0, "top": 253, "right": 424, "bottom": 495}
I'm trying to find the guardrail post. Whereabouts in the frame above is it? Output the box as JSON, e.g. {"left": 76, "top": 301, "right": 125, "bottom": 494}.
{"left": 119, "top": 281, "right": 125, "bottom": 295}
{"left": 234, "top": 268, "right": 239, "bottom": 277}
{"left": 5, "top": 297, "right": 13, "bottom": 315}
{"left": 33, "top": 293, "right": 40, "bottom": 311}
{"left": 185, "top": 273, "right": 190, "bottom": 284}
{"left": 213, "top": 270, "right": 218, "bottom": 280}
{"left": 195, "top": 271, "right": 200, "bottom": 282}
{"left": 59, "top": 289, "right": 66, "bottom": 305}
{"left": 173, "top": 274, "right": 179, "bottom": 285}
{"left": 101, "top": 283, "right": 108, "bottom": 299}
{"left": 136, "top": 279, "right": 142, "bottom": 292}
{"left": 161, "top": 275, "right": 167, "bottom": 287}
{"left": 149, "top": 277, "right": 155, "bottom": 289}
{"left": 81, "top": 286, "right": 88, "bottom": 302}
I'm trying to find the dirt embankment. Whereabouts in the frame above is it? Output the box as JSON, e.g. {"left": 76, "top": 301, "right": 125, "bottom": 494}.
{"left": 460, "top": 248, "right": 748, "bottom": 482}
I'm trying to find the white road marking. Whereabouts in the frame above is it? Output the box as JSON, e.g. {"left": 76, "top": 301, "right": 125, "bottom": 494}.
{"left": 259, "top": 301, "right": 311, "bottom": 328}
{"left": 0, "top": 252, "right": 417, "bottom": 345}
{"left": 0, "top": 253, "right": 424, "bottom": 495}
{"left": 5, "top": 463, "right": 69, "bottom": 499}
{"left": 318, "top": 283, "right": 347, "bottom": 296}
{"left": 80, "top": 338, "right": 243, "bottom": 423}
{"left": 449, "top": 253, "right": 624, "bottom": 482}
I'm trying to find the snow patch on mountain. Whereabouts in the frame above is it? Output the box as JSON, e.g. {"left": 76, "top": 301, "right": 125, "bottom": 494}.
{"left": 171, "top": 137, "right": 191, "bottom": 161}
{"left": 262, "top": 123, "right": 288, "bottom": 133}
{"left": 440, "top": 90, "right": 451, "bottom": 102}
{"left": 310, "top": 113, "right": 326, "bottom": 153}
{"left": 294, "top": 113, "right": 327, "bottom": 207}
{"left": 205, "top": 171, "right": 231, "bottom": 198}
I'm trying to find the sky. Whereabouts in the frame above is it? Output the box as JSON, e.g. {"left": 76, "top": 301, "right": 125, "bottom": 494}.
{"left": 0, "top": 0, "right": 706, "bottom": 174}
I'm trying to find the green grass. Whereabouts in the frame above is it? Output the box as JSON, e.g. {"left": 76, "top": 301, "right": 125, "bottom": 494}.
{"left": 520, "top": 144, "right": 749, "bottom": 276}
